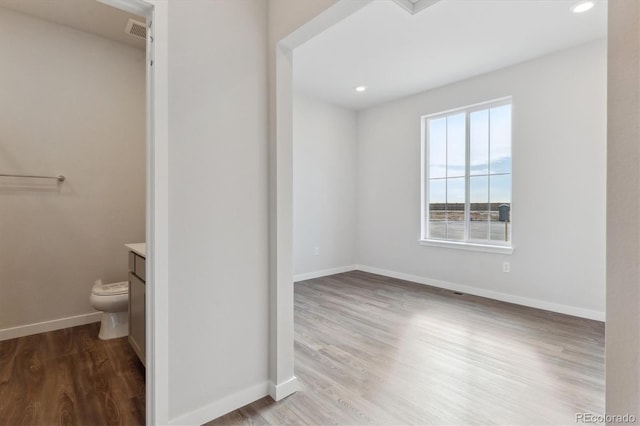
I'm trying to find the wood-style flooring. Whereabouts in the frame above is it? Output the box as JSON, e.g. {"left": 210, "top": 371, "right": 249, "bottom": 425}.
{"left": 209, "top": 271, "right": 604, "bottom": 425}
{"left": 0, "top": 322, "right": 145, "bottom": 426}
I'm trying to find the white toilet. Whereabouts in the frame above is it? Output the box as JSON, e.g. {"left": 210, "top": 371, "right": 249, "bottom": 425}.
{"left": 90, "top": 280, "right": 129, "bottom": 340}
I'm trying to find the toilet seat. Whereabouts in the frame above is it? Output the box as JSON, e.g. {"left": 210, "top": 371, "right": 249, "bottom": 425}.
{"left": 92, "top": 281, "right": 128, "bottom": 296}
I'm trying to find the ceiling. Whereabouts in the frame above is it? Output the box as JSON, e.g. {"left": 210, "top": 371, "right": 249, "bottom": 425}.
{"left": 0, "top": 0, "right": 145, "bottom": 49}
{"left": 293, "top": 0, "right": 607, "bottom": 111}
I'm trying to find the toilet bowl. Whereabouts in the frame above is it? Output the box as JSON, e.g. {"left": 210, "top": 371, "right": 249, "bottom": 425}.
{"left": 90, "top": 281, "right": 129, "bottom": 340}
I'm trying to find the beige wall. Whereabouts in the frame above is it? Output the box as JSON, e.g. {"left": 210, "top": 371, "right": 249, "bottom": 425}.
{"left": 0, "top": 8, "right": 145, "bottom": 333}
{"left": 606, "top": 0, "right": 640, "bottom": 419}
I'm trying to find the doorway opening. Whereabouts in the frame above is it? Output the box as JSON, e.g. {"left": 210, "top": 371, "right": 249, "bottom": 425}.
{"left": 273, "top": 0, "right": 607, "bottom": 422}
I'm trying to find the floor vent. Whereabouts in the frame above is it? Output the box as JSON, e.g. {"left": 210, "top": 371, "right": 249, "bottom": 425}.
{"left": 125, "top": 19, "right": 147, "bottom": 40}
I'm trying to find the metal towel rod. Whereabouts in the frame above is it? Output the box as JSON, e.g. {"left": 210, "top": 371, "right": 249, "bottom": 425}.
{"left": 0, "top": 173, "right": 65, "bottom": 182}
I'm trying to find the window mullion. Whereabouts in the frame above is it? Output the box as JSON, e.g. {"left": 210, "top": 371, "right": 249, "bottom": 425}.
{"left": 487, "top": 107, "right": 492, "bottom": 241}
{"left": 445, "top": 116, "right": 449, "bottom": 240}
{"left": 464, "top": 111, "right": 471, "bottom": 242}
{"left": 422, "top": 117, "right": 428, "bottom": 240}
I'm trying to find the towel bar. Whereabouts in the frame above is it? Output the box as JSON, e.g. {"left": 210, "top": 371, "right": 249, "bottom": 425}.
{"left": 0, "top": 173, "right": 65, "bottom": 182}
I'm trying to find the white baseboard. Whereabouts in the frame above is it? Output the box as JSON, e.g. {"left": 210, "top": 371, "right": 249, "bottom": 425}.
{"left": 355, "top": 264, "right": 605, "bottom": 321}
{"left": 268, "top": 376, "right": 299, "bottom": 401}
{"left": 169, "top": 381, "right": 269, "bottom": 426}
{"left": 294, "top": 265, "right": 357, "bottom": 282}
{"left": 0, "top": 312, "right": 103, "bottom": 341}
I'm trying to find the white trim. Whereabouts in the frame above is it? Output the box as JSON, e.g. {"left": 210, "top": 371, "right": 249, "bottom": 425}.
{"left": 421, "top": 96, "right": 512, "bottom": 120}
{"left": 293, "top": 265, "right": 358, "bottom": 282}
{"left": 268, "top": 376, "right": 300, "bottom": 401}
{"left": 0, "top": 312, "right": 102, "bottom": 341}
{"left": 92, "top": 0, "right": 168, "bottom": 424}
{"left": 391, "top": 0, "right": 441, "bottom": 15}
{"left": 168, "top": 381, "right": 269, "bottom": 426}
{"left": 355, "top": 264, "right": 605, "bottom": 321}
{"left": 144, "top": 2, "right": 169, "bottom": 425}
{"left": 96, "top": 0, "right": 150, "bottom": 16}
{"left": 413, "top": 0, "right": 441, "bottom": 14}
{"left": 278, "top": 1, "right": 373, "bottom": 50}
{"left": 272, "top": 0, "right": 374, "bottom": 403}
{"left": 391, "top": 0, "right": 414, "bottom": 14}
{"left": 419, "top": 239, "right": 514, "bottom": 254}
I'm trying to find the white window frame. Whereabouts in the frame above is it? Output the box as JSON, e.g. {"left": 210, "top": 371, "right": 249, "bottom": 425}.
{"left": 420, "top": 97, "right": 514, "bottom": 255}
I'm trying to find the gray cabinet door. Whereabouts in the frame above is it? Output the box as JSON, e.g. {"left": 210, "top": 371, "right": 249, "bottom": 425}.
{"left": 129, "top": 272, "right": 145, "bottom": 366}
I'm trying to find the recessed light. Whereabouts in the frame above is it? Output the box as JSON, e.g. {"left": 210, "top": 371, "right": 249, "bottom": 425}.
{"left": 570, "top": 0, "right": 595, "bottom": 13}
{"left": 354, "top": 85, "right": 367, "bottom": 92}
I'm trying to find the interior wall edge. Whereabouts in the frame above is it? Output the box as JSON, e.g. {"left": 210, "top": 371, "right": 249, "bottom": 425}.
{"left": 605, "top": 0, "right": 640, "bottom": 417}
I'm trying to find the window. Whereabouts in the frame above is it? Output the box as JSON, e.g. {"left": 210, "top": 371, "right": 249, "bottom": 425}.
{"left": 421, "top": 98, "right": 512, "bottom": 251}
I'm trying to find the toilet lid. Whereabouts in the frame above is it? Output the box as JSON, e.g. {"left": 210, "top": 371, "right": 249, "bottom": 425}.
{"left": 92, "top": 281, "right": 128, "bottom": 296}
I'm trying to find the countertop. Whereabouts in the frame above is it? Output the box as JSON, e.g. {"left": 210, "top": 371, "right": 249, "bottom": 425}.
{"left": 125, "top": 243, "right": 146, "bottom": 258}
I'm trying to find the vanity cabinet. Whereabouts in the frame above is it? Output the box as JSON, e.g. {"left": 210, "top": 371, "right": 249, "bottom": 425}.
{"left": 128, "top": 251, "right": 146, "bottom": 366}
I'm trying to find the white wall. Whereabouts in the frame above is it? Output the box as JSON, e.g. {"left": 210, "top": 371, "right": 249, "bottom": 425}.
{"left": 158, "top": 0, "right": 635, "bottom": 422}
{"left": 293, "top": 94, "right": 357, "bottom": 278}
{"left": 356, "top": 40, "right": 607, "bottom": 318}
{"left": 0, "top": 8, "right": 145, "bottom": 334}
{"left": 267, "top": 0, "right": 337, "bottom": 403}
{"left": 606, "top": 0, "right": 640, "bottom": 417}
{"left": 154, "top": 0, "right": 640, "bottom": 422}
{"left": 166, "top": 0, "right": 270, "bottom": 423}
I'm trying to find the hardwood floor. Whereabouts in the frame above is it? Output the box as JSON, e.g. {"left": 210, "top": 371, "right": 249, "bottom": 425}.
{"left": 0, "top": 322, "right": 145, "bottom": 426}
{"left": 209, "top": 271, "right": 604, "bottom": 425}
{"left": 0, "top": 272, "right": 603, "bottom": 425}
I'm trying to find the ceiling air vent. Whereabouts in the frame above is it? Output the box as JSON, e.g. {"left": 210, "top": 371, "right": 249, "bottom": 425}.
{"left": 125, "top": 18, "right": 147, "bottom": 40}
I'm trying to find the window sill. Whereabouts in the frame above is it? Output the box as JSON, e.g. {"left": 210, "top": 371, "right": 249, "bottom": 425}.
{"left": 419, "top": 239, "right": 514, "bottom": 255}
